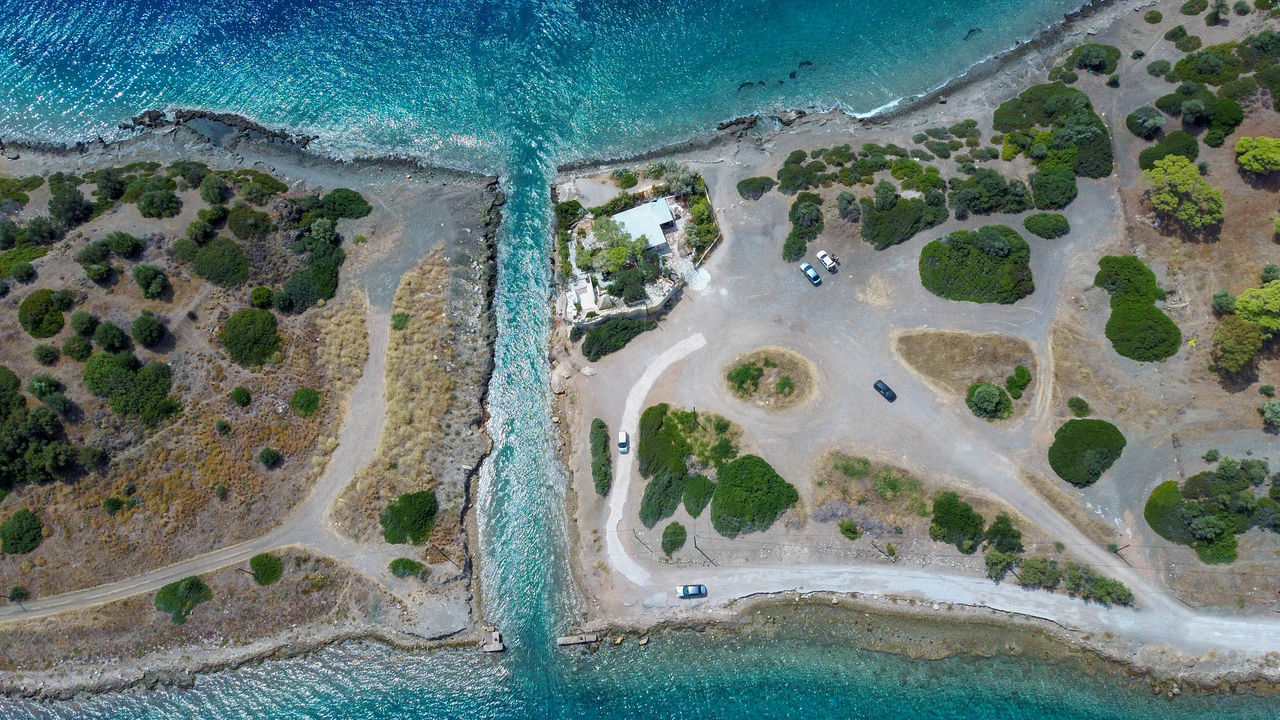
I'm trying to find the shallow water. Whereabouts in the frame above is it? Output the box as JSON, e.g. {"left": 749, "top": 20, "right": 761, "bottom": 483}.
{"left": 1, "top": 0, "right": 1271, "bottom": 717}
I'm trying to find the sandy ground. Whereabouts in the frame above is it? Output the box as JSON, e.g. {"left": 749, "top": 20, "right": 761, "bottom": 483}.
{"left": 556, "top": 0, "right": 1280, "bottom": 684}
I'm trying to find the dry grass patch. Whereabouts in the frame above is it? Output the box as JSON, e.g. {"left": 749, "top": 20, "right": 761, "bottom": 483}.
{"left": 334, "top": 251, "right": 454, "bottom": 544}
{"left": 895, "top": 329, "right": 1036, "bottom": 415}
{"left": 724, "top": 346, "right": 815, "bottom": 411}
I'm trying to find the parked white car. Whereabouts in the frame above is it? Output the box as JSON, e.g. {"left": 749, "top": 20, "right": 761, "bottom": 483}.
{"left": 816, "top": 250, "right": 838, "bottom": 272}
{"left": 617, "top": 431, "right": 630, "bottom": 454}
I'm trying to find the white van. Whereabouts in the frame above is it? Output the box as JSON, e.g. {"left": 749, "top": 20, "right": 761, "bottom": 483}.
{"left": 617, "top": 431, "right": 630, "bottom": 454}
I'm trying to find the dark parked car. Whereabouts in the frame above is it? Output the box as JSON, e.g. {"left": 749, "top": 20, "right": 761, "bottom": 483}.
{"left": 873, "top": 379, "right": 897, "bottom": 402}
{"left": 799, "top": 262, "right": 821, "bottom": 286}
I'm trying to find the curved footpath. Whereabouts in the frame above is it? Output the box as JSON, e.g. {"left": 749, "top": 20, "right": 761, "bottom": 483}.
{"left": 0, "top": 308, "right": 468, "bottom": 635}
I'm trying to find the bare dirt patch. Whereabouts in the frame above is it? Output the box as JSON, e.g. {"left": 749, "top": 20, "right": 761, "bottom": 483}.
{"left": 894, "top": 329, "right": 1036, "bottom": 413}
{"left": 723, "top": 346, "right": 815, "bottom": 411}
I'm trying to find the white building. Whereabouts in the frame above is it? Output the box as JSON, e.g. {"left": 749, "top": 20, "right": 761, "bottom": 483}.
{"left": 611, "top": 198, "right": 675, "bottom": 255}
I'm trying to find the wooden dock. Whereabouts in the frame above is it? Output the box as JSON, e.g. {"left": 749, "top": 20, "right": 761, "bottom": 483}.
{"left": 555, "top": 633, "right": 598, "bottom": 647}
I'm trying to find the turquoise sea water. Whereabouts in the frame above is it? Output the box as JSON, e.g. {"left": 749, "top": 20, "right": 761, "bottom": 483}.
{"left": 1, "top": 1, "right": 1275, "bottom": 717}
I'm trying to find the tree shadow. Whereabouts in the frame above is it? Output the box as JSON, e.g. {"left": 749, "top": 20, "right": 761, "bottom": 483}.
{"left": 1237, "top": 168, "right": 1280, "bottom": 193}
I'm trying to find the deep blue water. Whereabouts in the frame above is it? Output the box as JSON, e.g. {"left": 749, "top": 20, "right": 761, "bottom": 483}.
{"left": 1, "top": 1, "right": 1275, "bottom": 717}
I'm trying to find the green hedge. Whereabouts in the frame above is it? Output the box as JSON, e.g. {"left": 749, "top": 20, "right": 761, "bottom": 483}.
{"left": 859, "top": 191, "right": 948, "bottom": 250}
{"left": 709, "top": 455, "right": 797, "bottom": 537}
{"left": 639, "top": 468, "right": 687, "bottom": 528}
{"left": 946, "top": 168, "right": 1032, "bottom": 219}
{"left": 1144, "top": 481, "right": 1193, "bottom": 543}
{"left": 0, "top": 509, "right": 43, "bottom": 554}
{"left": 380, "top": 491, "right": 438, "bottom": 544}
{"left": 581, "top": 318, "right": 656, "bottom": 362}
{"left": 1095, "top": 256, "right": 1180, "bottom": 361}
{"left": 919, "top": 225, "right": 1033, "bottom": 304}
{"left": 1029, "top": 167, "right": 1078, "bottom": 210}
{"left": 1005, "top": 364, "right": 1032, "bottom": 399}
{"left": 589, "top": 418, "right": 612, "bottom": 495}
{"left": 1023, "top": 213, "right": 1070, "bottom": 239}
{"left": 192, "top": 236, "right": 249, "bottom": 287}
{"left": 390, "top": 557, "right": 425, "bottom": 578}
{"left": 1047, "top": 419, "right": 1126, "bottom": 487}
{"left": 682, "top": 474, "right": 714, "bottom": 517}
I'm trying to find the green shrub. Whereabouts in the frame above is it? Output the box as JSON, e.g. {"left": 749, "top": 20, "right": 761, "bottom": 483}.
{"left": 727, "top": 362, "right": 764, "bottom": 395}
{"left": 103, "top": 497, "right": 123, "bottom": 515}
{"left": 710, "top": 455, "right": 798, "bottom": 537}
{"left": 32, "top": 344, "right": 59, "bottom": 366}
{"left": 83, "top": 352, "right": 179, "bottom": 425}
{"left": 249, "top": 553, "right": 283, "bottom": 585}
{"left": 230, "top": 386, "right": 251, "bottom": 407}
{"left": 290, "top": 387, "right": 321, "bottom": 417}
{"left": 837, "top": 191, "right": 861, "bottom": 222}
{"left": 1261, "top": 385, "right": 1276, "bottom": 397}
{"left": 918, "top": 225, "right": 1033, "bottom": 305}
{"left": 70, "top": 310, "right": 97, "bottom": 337}
{"left": 590, "top": 418, "right": 612, "bottom": 496}
{"left": 214, "top": 419, "right": 230, "bottom": 435}
{"left": 390, "top": 558, "right": 425, "bottom": 578}
{"left": 929, "top": 492, "right": 985, "bottom": 553}
{"left": 1068, "top": 396, "right": 1091, "bottom": 417}
{"left": 138, "top": 189, "right": 180, "bottom": 218}
{"left": 838, "top": 519, "right": 861, "bottom": 541}
{"left": 154, "top": 576, "right": 211, "bottom": 625}
{"left": 1175, "top": 46, "right": 1242, "bottom": 86}
{"left": 221, "top": 309, "right": 281, "bottom": 366}
{"left": 639, "top": 469, "right": 687, "bottom": 528}
{"left": 192, "top": 236, "right": 249, "bottom": 287}
{"left": 1147, "top": 60, "right": 1172, "bottom": 78}
{"left": 1005, "top": 364, "right": 1032, "bottom": 399}
{"left": 1175, "top": 35, "right": 1204, "bottom": 52}
{"left": 1047, "top": 419, "right": 1126, "bottom": 487}
{"left": 859, "top": 191, "right": 948, "bottom": 250}
{"left": 62, "top": 335, "right": 92, "bottom": 362}
{"left": 1023, "top": 213, "right": 1070, "bottom": 239}
{"left": 1029, "top": 167, "right": 1078, "bottom": 210}
{"left": 18, "top": 288, "right": 65, "bottom": 338}
{"left": 48, "top": 184, "right": 91, "bottom": 229}
{"left": 227, "top": 203, "right": 275, "bottom": 240}
{"left": 295, "top": 188, "right": 372, "bottom": 226}
{"left": 1125, "top": 107, "right": 1166, "bottom": 141}
{"left": 0, "top": 509, "right": 43, "bottom": 554}
{"left": 199, "top": 174, "right": 229, "bottom": 205}
{"left": 257, "top": 446, "right": 281, "bottom": 468}
{"left": 1145, "top": 9, "right": 1163, "bottom": 22}
{"left": 991, "top": 82, "right": 1113, "bottom": 178}
{"left": 683, "top": 474, "right": 715, "bottom": 518}
{"left": 132, "top": 264, "right": 168, "bottom": 299}
{"left": 966, "top": 382, "right": 1013, "bottom": 420}
{"left": 986, "top": 513, "right": 1024, "bottom": 554}
{"left": 661, "top": 522, "right": 687, "bottom": 555}
{"left": 1182, "top": 0, "right": 1208, "bottom": 13}
{"left": 1096, "top": 256, "right": 1181, "bottom": 361}
{"left": 985, "top": 549, "right": 1018, "bottom": 581}
{"left": 581, "top": 318, "right": 656, "bottom": 362}
{"left": 736, "top": 176, "right": 775, "bottom": 200}
{"left": 1068, "top": 43, "right": 1122, "bottom": 74}
{"left": 945, "top": 168, "right": 1031, "bottom": 219}
{"left": 250, "top": 286, "right": 273, "bottom": 309}
{"left": 130, "top": 312, "right": 164, "bottom": 348}
{"left": 380, "top": 491, "right": 438, "bottom": 544}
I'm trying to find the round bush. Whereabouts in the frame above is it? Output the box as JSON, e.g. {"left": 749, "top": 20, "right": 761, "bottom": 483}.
{"left": 1029, "top": 168, "right": 1078, "bottom": 210}
{"left": 1147, "top": 60, "right": 1172, "bottom": 77}
{"left": 380, "top": 491, "right": 439, "bottom": 545}
{"left": 249, "top": 553, "right": 283, "bottom": 586}
{"left": 10, "top": 261, "right": 35, "bottom": 283}
{"left": 710, "top": 455, "right": 798, "bottom": 538}
{"left": 257, "top": 446, "right": 281, "bottom": 468}
{"left": 32, "top": 344, "right": 59, "bottom": 366}
{"left": 230, "top": 386, "right": 251, "bottom": 407}
{"left": 221, "top": 309, "right": 281, "bottom": 366}
{"left": 290, "top": 387, "right": 321, "bottom": 417}
{"left": 1125, "top": 106, "right": 1165, "bottom": 140}
{"left": 1144, "top": 9, "right": 1163, "bottom": 22}
{"left": 250, "top": 286, "right": 273, "bottom": 309}
{"left": 1067, "top": 396, "right": 1091, "bottom": 417}
{"left": 1047, "top": 419, "right": 1126, "bottom": 487}
{"left": 736, "top": 176, "right": 775, "bottom": 200}
{"left": 192, "top": 236, "right": 249, "bottom": 287}
{"left": 0, "top": 509, "right": 43, "bottom": 554}
{"left": 661, "top": 522, "right": 687, "bottom": 556}
{"left": 131, "top": 312, "right": 164, "bottom": 348}
{"left": 965, "top": 382, "right": 1012, "bottom": 420}
{"left": 62, "top": 334, "right": 92, "bottom": 362}
{"left": 1023, "top": 213, "right": 1070, "bottom": 239}
{"left": 93, "top": 321, "right": 128, "bottom": 351}
{"left": 138, "top": 189, "right": 180, "bottom": 218}
{"left": 70, "top": 310, "right": 98, "bottom": 336}
{"left": 18, "top": 288, "right": 65, "bottom": 338}
{"left": 1138, "top": 130, "right": 1198, "bottom": 170}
